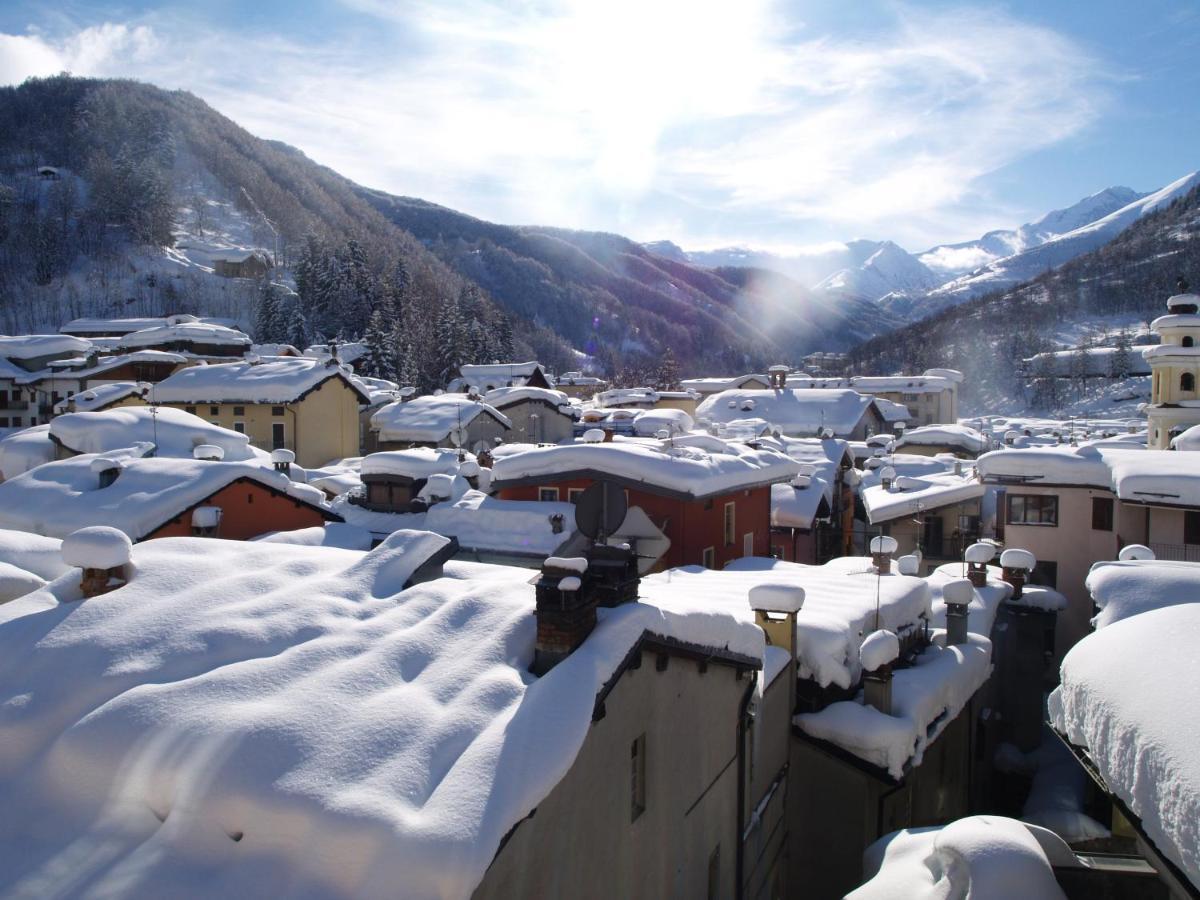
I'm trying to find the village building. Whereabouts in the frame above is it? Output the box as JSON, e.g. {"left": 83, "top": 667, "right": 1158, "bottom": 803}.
{"left": 489, "top": 435, "right": 801, "bottom": 571}
{"left": 53, "top": 382, "right": 149, "bottom": 415}
{"left": 115, "top": 321, "right": 252, "bottom": 359}
{"left": 680, "top": 373, "right": 771, "bottom": 398}
{"left": 18, "top": 350, "right": 188, "bottom": 420}
{"left": 788, "top": 370, "right": 962, "bottom": 427}
{"left": 59, "top": 314, "right": 239, "bottom": 339}
{"left": 484, "top": 386, "right": 577, "bottom": 444}
{"left": 1, "top": 335, "right": 95, "bottom": 428}
{"left": 212, "top": 251, "right": 272, "bottom": 279}
{"left": 0, "top": 451, "right": 335, "bottom": 541}
{"left": 552, "top": 371, "right": 607, "bottom": 398}
{"left": 449, "top": 361, "right": 553, "bottom": 393}
{"left": 369, "top": 394, "right": 512, "bottom": 454}
{"left": 149, "top": 356, "right": 371, "bottom": 467}
{"left": 769, "top": 437, "right": 856, "bottom": 563}
{"left": 860, "top": 467, "right": 986, "bottom": 569}
{"left": 696, "top": 385, "right": 886, "bottom": 440}
{"left": 892, "top": 423, "right": 990, "bottom": 459}
{"left": 1143, "top": 290, "right": 1200, "bottom": 448}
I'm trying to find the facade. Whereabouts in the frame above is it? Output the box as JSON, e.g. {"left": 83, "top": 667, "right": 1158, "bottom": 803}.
{"left": 370, "top": 395, "right": 513, "bottom": 454}
{"left": 485, "top": 387, "right": 577, "bottom": 444}
{"left": 212, "top": 252, "right": 272, "bottom": 279}
{"left": 861, "top": 472, "right": 986, "bottom": 570}
{"left": 151, "top": 358, "right": 370, "bottom": 467}
{"left": 553, "top": 371, "right": 607, "bottom": 398}
{"left": 1144, "top": 290, "right": 1200, "bottom": 448}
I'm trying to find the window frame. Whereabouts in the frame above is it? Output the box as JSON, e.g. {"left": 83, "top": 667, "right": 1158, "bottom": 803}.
{"left": 723, "top": 501, "right": 736, "bottom": 546}
{"left": 271, "top": 422, "right": 286, "bottom": 450}
{"left": 1006, "top": 493, "right": 1059, "bottom": 527}
{"left": 1091, "top": 496, "right": 1114, "bottom": 532}
{"left": 630, "top": 734, "right": 646, "bottom": 822}
{"left": 702, "top": 546, "right": 716, "bottom": 569}
{"left": 538, "top": 486, "right": 560, "bottom": 502}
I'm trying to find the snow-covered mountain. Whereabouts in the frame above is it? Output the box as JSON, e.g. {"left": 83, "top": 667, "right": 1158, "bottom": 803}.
{"left": 905, "top": 172, "right": 1200, "bottom": 319}
{"left": 814, "top": 241, "right": 942, "bottom": 303}
{"left": 918, "top": 186, "right": 1145, "bottom": 279}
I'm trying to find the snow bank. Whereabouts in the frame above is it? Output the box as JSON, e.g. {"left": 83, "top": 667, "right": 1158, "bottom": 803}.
{"left": 1085, "top": 558, "right": 1200, "bottom": 628}
{"left": 371, "top": 395, "right": 511, "bottom": 444}
{"left": 849, "top": 816, "right": 1067, "bottom": 900}
{"left": 0, "top": 534, "right": 763, "bottom": 899}
{"left": 1050, "top": 604, "right": 1200, "bottom": 891}
{"left": 50, "top": 406, "right": 263, "bottom": 462}
{"left": 253, "top": 523, "right": 374, "bottom": 550}
{"left": 0, "top": 563, "right": 46, "bottom": 604}
{"left": 0, "top": 529, "right": 67, "bottom": 581}
{"left": 491, "top": 440, "right": 800, "bottom": 499}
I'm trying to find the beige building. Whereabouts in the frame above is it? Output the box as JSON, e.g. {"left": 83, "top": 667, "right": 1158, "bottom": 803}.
{"left": 861, "top": 470, "right": 986, "bottom": 570}
{"left": 150, "top": 357, "right": 370, "bottom": 467}
{"left": 1144, "top": 290, "right": 1200, "bottom": 448}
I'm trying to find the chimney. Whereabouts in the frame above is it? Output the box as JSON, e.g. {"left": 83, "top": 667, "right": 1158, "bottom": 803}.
{"left": 942, "top": 578, "right": 973, "bottom": 645}
{"left": 860, "top": 629, "right": 899, "bottom": 715}
{"left": 62, "top": 526, "right": 133, "bottom": 600}
{"left": 964, "top": 542, "right": 995, "bottom": 587}
{"left": 870, "top": 535, "right": 898, "bottom": 574}
{"left": 459, "top": 459, "right": 480, "bottom": 490}
{"left": 879, "top": 466, "right": 896, "bottom": 490}
{"left": 749, "top": 583, "right": 804, "bottom": 713}
{"left": 768, "top": 365, "right": 789, "bottom": 390}
{"left": 91, "top": 457, "right": 121, "bottom": 489}
{"left": 999, "top": 548, "right": 1036, "bottom": 599}
{"left": 602, "top": 427, "right": 615, "bottom": 443}
{"left": 271, "top": 448, "right": 295, "bottom": 474}
{"left": 530, "top": 544, "right": 640, "bottom": 675}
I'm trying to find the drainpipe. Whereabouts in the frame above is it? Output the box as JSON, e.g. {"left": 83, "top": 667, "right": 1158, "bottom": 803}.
{"left": 735, "top": 671, "right": 757, "bottom": 900}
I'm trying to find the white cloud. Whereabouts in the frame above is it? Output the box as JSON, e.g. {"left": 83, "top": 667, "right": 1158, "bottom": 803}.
{"left": 0, "top": 3, "right": 1113, "bottom": 250}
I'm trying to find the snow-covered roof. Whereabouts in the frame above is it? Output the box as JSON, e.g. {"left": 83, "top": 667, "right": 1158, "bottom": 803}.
{"left": 459, "top": 361, "right": 544, "bottom": 380}
{"left": 895, "top": 424, "right": 988, "bottom": 454}
{"left": 872, "top": 397, "right": 911, "bottom": 423}
{"left": 696, "top": 388, "right": 876, "bottom": 437}
{"left": 850, "top": 816, "right": 1070, "bottom": 900}
{"left": 976, "top": 444, "right": 1114, "bottom": 489}
{"left": 360, "top": 447, "right": 465, "bottom": 480}
{"left": 631, "top": 407, "right": 694, "bottom": 436}
{"left": 0, "top": 454, "right": 330, "bottom": 540}
{"left": 20, "top": 350, "right": 186, "bottom": 387}
{"left": 1085, "top": 558, "right": 1200, "bottom": 629}
{"left": 118, "top": 322, "right": 251, "bottom": 350}
{"left": 53, "top": 381, "right": 147, "bottom": 414}
{"left": 150, "top": 357, "right": 370, "bottom": 405}
{"left": 61, "top": 316, "right": 172, "bottom": 335}
{"left": 370, "top": 395, "right": 512, "bottom": 444}
{"left": 0, "top": 534, "right": 764, "bottom": 898}
{"left": 680, "top": 374, "right": 768, "bottom": 393}
{"left": 490, "top": 438, "right": 801, "bottom": 499}
{"left": 771, "top": 478, "right": 832, "bottom": 529}
{"left": 850, "top": 374, "right": 957, "bottom": 394}
{"left": 0, "top": 334, "right": 91, "bottom": 361}
{"left": 50, "top": 406, "right": 263, "bottom": 462}
{"left": 0, "top": 425, "right": 55, "bottom": 480}
{"left": 1050, "top": 603, "right": 1200, "bottom": 892}
{"left": 862, "top": 472, "right": 984, "bottom": 524}
{"left": 594, "top": 387, "right": 659, "bottom": 407}
{"left": 483, "top": 385, "right": 573, "bottom": 411}
{"left": 1172, "top": 424, "right": 1200, "bottom": 451}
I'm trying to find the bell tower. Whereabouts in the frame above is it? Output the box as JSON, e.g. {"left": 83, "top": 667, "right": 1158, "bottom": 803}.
{"left": 1145, "top": 277, "right": 1200, "bottom": 448}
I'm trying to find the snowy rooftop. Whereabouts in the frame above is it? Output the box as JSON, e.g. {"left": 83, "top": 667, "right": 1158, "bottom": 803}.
{"left": 894, "top": 424, "right": 988, "bottom": 453}
{"left": 771, "top": 478, "right": 832, "bottom": 530}
{"left": 1050, "top": 603, "right": 1200, "bottom": 892}
{"left": 150, "top": 357, "right": 369, "bottom": 405}
{"left": 631, "top": 407, "right": 694, "bottom": 436}
{"left": 49, "top": 406, "right": 263, "bottom": 462}
{"left": 873, "top": 397, "right": 911, "bottom": 423}
{"left": 482, "top": 385, "right": 573, "bottom": 410}
{"left": 459, "top": 361, "right": 544, "bottom": 380}
{"left": 490, "top": 438, "right": 801, "bottom": 499}
{"left": 696, "top": 388, "right": 875, "bottom": 436}
{"left": 679, "top": 374, "right": 766, "bottom": 393}
{"left": 117, "top": 322, "right": 251, "bottom": 350}
{"left": 1085, "top": 557, "right": 1200, "bottom": 629}
{"left": 371, "top": 395, "right": 512, "bottom": 444}
{"left": 0, "top": 425, "right": 55, "bottom": 480}
{"left": 360, "top": 447, "right": 466, "bottom": 480}
{"left": 0, "top": 534, "right": 763, "bottom": 899}
{"left": 862, "top": 472, "right": 984, "bottom": 524}
{"left": 0, "top": 334, "right": 92, "bottom": 361}
{"left": 53, "top": 381, "right": 147, "bottom": 414}
{"left": 0, "top": 454, "right": 326, "bottom": 540}
{"left": 21, "top": 349, "right": 186, "bottom": 385}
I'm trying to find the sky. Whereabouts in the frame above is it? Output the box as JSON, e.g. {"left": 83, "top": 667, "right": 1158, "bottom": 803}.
{"left": 1, "top": 0, "right": 1198, "bottom": 254}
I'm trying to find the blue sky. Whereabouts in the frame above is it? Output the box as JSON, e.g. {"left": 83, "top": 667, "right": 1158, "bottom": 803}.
{"left": 1, "top": 0, "right": 1197, "bottom": 253}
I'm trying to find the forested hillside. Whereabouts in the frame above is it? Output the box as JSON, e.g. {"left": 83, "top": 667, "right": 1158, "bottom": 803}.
{"left": 848, "top": 181, "right": 1200, "bottom": 411}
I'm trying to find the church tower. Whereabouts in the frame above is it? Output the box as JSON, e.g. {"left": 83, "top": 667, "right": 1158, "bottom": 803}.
{"left": 1145, "top": 278, "right": 1200, "bottom": 448}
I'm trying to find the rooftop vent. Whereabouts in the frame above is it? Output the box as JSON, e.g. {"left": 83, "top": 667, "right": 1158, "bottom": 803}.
{"left": 193, "top": 444, "right": 225, "bottom": 462}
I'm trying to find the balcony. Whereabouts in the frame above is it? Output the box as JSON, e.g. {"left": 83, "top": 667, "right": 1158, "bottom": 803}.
{"left": 0, "top": 400, "right": 30, "bottom": 411}
{"left": 1147, "top": 542, "right": 1200, "bottom": 563}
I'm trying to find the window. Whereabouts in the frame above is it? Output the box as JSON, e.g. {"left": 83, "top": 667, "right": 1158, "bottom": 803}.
{"left": 707, "top": 845, "right": 721, "bottom": 900}
{"left": 567, "top": 488, "right": 584, "bottom": 503}
{"left": 743, "top": 532, "right": 754, "bottom": 557}
{"left": 1091, "top": 497, "right": 1114, "bottom": 531}
{"left": 1186, "top": 511, "right": 1200, "bottom": 545}
{"left": 1007, "top": 493, "right": 1059, "bottom": 526}
{"left": 538, "top": 487, "right": 560, "bottom": 502}
{"left": 0, "top": 418, "right": 7, "bottom": 428}
{"left": 233, "top": 421, "right": 246, "bottom": 434}
{"left": 723, "top": 502, "right": 735, "bottom": 546}
{"left": 1183, "top": 373, "right": 1196, "bottom": 393}
{"left": 630, "top": 734, "right": 646, "bottom": 822}
{"left": 233, "top": 406, "right": 245, "bottom": 416}
{"left": 272, "top": 406, "right": 285, "bottom": 416}
{"left": 209, "top": 406, "right": 220, "bottom": 416}
{"left": 1185, "top": 336, "right": 1195, "bottom": 348}
{"left": 185, "top": 405, "right": 197, "bottom": 415}
{"left": 702, "top": 546, "right": 715, "bottom": 569}
{"left": 272, "top": 422, "right": 286, "bottom": 450}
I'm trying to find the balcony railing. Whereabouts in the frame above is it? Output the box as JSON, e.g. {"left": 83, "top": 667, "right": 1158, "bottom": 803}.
{"left": 1147, "top": 542, "right": 1200, "bottom": 563}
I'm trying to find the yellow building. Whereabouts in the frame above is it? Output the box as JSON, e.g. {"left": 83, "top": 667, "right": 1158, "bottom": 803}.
{"left": 149, "top": 357, "right": 370, "bottom": 466}
{"left": 1145, "top": 290, "right": 1200, "bottom": 448}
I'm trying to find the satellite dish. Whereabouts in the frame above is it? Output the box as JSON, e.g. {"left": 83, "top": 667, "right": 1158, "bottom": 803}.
{"left": 574, "top": 480, "right": 627, "bottom": 541}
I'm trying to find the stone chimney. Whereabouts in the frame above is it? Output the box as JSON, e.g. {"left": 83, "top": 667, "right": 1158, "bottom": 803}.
{"left": 749, "top": 583, "right": 804, "bottom": 712}
{"left": 999, "top": 548, "right": 1036, "bottom": 599}
{"left": 768, "top": 365, "right": 789, "bottom": 390}
{"left": 602, "top": 427, "right": 615, "bottom": 443}
{"left": 942, "top": 578, "right": 973, "bottom": 645}
{"left": 964, "top": 542, "right": 995, "bottom": 588}
{"left": 860, "top": 629, "right": 899, "bottom": 715}
{"left": 62, "top": 526, "right": 133, "bottom": 600}
{"left": 870, "top": 535, "right": 898, "bottom": 574}
{"left": 271, "top": 448, "right": 295, "bottom": 474}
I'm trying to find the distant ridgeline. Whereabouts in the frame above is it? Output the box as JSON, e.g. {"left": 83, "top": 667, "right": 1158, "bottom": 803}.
{"left": 848, "top": 180, "right": 1200, "bottom": 413}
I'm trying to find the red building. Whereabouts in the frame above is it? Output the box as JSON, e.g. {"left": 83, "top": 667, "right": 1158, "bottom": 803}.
{"left": 490, "top": 440, "right": 799, "bottom": 571}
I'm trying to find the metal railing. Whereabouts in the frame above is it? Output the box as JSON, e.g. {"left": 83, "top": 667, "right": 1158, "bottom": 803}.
{"left": 1148, "top": 542, "right": 1200, "bottom": 563}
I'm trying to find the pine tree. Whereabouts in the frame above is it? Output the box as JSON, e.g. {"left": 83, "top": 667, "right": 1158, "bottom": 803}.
{"left": 287, "top": 305, "right": 310, "bottom": 351}
{"left": 466, "top": 317, "right": 489, "bottom": 365}
{"left": 255, "top": 281, "right": 283, "bottom": 343}
{"left": 655, "top": 347, "right": 681, "bottom": 391}
{"left": 360, "top": 307, "right": 397, "bottom": 380}
{"left": 1110, "top": 327, "right": 1132, "bottom": 380}
{"left": 434, "top": 297, "right": 467, "bottom": 386}
{"left": 494, "top": 315, "right": 515, "bottom": 361}
{"left": 396, "top": 340, "right": 419, "bottom": 388}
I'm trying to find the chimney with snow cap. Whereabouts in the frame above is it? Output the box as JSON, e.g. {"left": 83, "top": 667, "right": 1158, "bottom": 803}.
{"left": 749, "top": 583, "right": 803, "bottom": 712}
{"left": 999, "top": 548, "right": 1036, "bottom": 599}
{"left": 964, "top": 542, "right": 995, "bottom": 587}
{"left": 860, "top": 629, "right": 899, "bottom": 715}
{"left": 942, "top": 578, "right": 973, "bottom": 646}
{"left": 768, "top": 365, "right": 789, "bottom": 389}
{"left": 870, "top": 535, "right": 898, "bottom": 574}
{"left": 63, "top": 526, "right": 133, "bottom": 599}
{"left": 896, "top": 554, "right": 920, "bottom": 576}
{"left": 879, "top": 466, "right": 897, "bottom": 490}
{"left": 1118, "top": 544, "right": 1155, "bottom": 561}
{"left": 270, "top": 448, "right": 295, "bottom": 474}
{"left": 531, "top": 556, "right": 593, "bottom": 675}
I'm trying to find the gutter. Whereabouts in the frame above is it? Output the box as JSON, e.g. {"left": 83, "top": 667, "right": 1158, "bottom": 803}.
{"left": 735, "top": 671, "right": 757, "bottom": 900}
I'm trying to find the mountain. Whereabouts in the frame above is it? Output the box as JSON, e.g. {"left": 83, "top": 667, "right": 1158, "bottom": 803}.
{"left": 917, "top": 186, "right": 1145, "bottom": 280}
{"left": 814, "top": 241, "right": 942, "bottom": 305}
{"left": 847, "top": 176, "right": 1200, "bottom": 414}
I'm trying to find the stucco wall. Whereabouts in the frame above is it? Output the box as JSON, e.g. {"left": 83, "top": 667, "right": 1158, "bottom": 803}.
{"left": 495, "top": 400, "right": 575, "bottom": 444}
{"left": 144, "top": 478, "right": 329, "bottom": 541}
